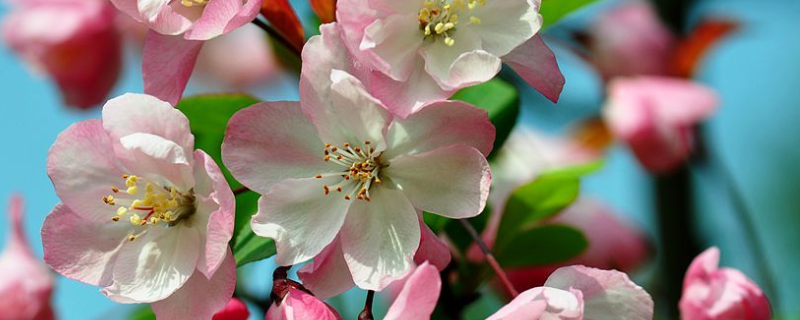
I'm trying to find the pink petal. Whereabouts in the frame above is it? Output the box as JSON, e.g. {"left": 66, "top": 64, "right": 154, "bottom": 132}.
{"left": 265, "top": 288, "right": 343, "bottom": 320}
{"left": 195, "top": 24, "right": 276, "bottom": 87}
{"left": 41, "top": 203, "right": 128, "bottom": 287}
{"left": 384, "top": 262, "right": 441, "bottom": 320}
{"left": 544, "top": 265, "right": 654, "bottom": 320}
{"left": 384, "top": 144, "right": 491, "bottom": 219}
{"left": 297, "top": 238, "right": 356, "bottom": 299}
{"left": 110, "top": 0, "right": 192, "bottom": 36}
{"left": 367, "top": 59, "right": 455, "bottom": 119}
{"left": 251, "top": 178, "right": 351, "bottom": 266}
{"left": 46, "top": 119, "right": 127, "bottom": 222}
{"left": 116, "top": 132, "right": 196, "bottom": 191}
{"left": 486, "top": 288, "right": 548, "bottom": 320}
{"left": 222, "top": 101, "right": 329, "bottom": 195}
{"left": 502, "top": 35, "right": 565, "bottom": 103}
{"left": 102, "top": 93, "right": 194, "bottom": 153}
{"left": 420, "top": 32, "right": 501, "bottom": 90}
{"left": 142, "top": 31, "right": 204, "bottom": 106}
{"left": 414, "top": 220, "right": 451, "bottom": 271}
{"left": 384, "top": 100, "right": 495, "bottom": 158}
{"left": 103, "top": 226, "right": 201, "bottom": 303}
{"left": 340, "top": 187, "right": 420, "bottom": 291}
{"left": 192, "top": 150, "right": 235, "bottom": 279}
{"left": 212, "top": 298, "right": 250, "bottom": 320}
{"left": 360, "top": 14, "right": 422, "bottom": 81}
{"left": 319, "top": 70, "right": 391, "bottom": 149}
{"left": 183, "top": 0, "right": 261, "bottom": 40}
{"left": 152, "top": 250, "right": 237, "bottom": 320}
{"left": 0, "top": 197, "right": 55, "bottom": 319}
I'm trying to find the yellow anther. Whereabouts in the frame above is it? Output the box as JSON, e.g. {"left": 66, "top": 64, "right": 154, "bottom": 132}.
{"left": 425, "top": 25, "right": 432, "bottom": 35}
{"left": 444, "top": 22, "right": 455, "bottom": 30}
{"left": 126, "top": 186, "right": 138, "bottom": 195}
{"left": 125, "top": 175, "right": 138, "bottom": 187}
{"left": 435, "top": 22, "right": 445, "bottom": 34}
{"left": 450, "top": 14, "right": 459, "bottom": 23}
{"left": 116, "top": 207, "right": 128, "bottom": 216}
{"left": 470, "top": 16, "right": 482, "bottom": 24}
{"left": 145, "top": 183, "right": 154, "bottom": 193}
{"left": 445, "top": 37, "right": 455, "bottom": 46}
{"left": 149, "top": 217, "right": 159, "bottom": 224}
{"left": 130, "top": 214, "right": 142, "bottom": 226}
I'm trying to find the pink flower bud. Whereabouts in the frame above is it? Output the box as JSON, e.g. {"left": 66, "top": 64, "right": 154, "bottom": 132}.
{"left": 1, "top": 0, "right": 121, "bottom": 109}
{"left": 213, "top": 298, "right": 249, "bottom": 320}
{"left": 679, "top": 248, "right": 771, "bottom": 320}
{"left": 265, "top": 288, "right": 343, "bottom": 320}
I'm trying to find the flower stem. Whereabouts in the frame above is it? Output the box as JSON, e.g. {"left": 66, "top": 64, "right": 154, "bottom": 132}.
{"left": 358, "top": 290, "right": 376, "bottom": 320}
{"left": 251, "top": 18, "right": 302, "bottom": 57}
{"left": 458, "top": 219, "right": 519, "bottom": 298}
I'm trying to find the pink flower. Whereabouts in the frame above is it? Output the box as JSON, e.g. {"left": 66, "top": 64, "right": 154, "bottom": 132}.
{"left": 0, "top": 195, "right": 56, "bottom": 320}
{"left": 488, "top": 266, "right": 654, "bottom": 320}
{"left": 586, "top": 1, "right": 676, "bottom": 79}
{"left": 213, "top": 298, "right": 250, "bottom": 320}
{"left": 265, "top": 287, "right": 343, "bottom": 320}
{"left": 223, "top": 68, "right": 493, "bottom": 291}
{"left": 382, "top": 262, "right": 442, "bottom": 320}
{"left": 337, "top": 0, "right": 565, "bottom": 105}
{"left": 679, "top": 248, "right": 771, "bottom": 320}
{"left": 1, "top": 0, "right": 122, "bottom": 109}
{"left": 42, "top": 93, "right": 236, "bottom": 320}
{"left": 111, "top": 0, "right": 262, "bottom": 105}
{"left": 603, "top": 77, "right": 719, "bottom": 173}
{"left": 504, "top": 198, "right": 650, "bottom": 291}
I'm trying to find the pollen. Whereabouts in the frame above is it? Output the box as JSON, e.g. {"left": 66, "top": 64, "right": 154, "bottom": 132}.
{"left": 103, "top": 173, "right": 196, "bottom": 229}
{"left": 317, "top": 141, "right": 383, "bottom": 201}
{"left": 418, "top": 0, "right": 488, "bottom": 45}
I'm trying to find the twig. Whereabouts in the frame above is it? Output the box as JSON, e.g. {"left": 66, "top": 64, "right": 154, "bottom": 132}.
{"left": 358, "top": 290, "right": 376, "bottom": 320}
{"left": 251, "top": 18, "right": 303, "bottom": 57}
{"left": 459, "top": 219, "right": 519, "bottom": 298}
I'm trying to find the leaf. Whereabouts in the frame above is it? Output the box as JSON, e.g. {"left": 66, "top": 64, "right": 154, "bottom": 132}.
{"left": 496, "top": 224, "right": 588, "bottom": 267}
{"left": 451, "top": 78, "right": 520, "bottom": 157}
{"left": 261, "top": 0, "right": 305, "bottom": 52}
{"left": 540, "top": 0, "right": 599, "bottom": 29}
{"left": 493, "top": 161, "right": 603, "bottom": 255}
{"left": 128, "top": 306, "right": 155, "bottom": 320}
{"left": 309, "top": 0, "right": 337, "bottom": 23}
{"left": 177, "top": 94, "right": 277, "bottom": 267}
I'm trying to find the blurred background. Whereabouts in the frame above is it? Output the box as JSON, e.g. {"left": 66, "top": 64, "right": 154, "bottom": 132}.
{"left": 1, "top": 0, "right": 799, "bottom": 319}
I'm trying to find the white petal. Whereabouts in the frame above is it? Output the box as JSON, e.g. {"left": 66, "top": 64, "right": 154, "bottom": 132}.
{"left": 340, "top": 187, "right": 420, "bottom": 291}
{"left": 421, "top": 33, "right": 501, "bottom": 90}
{"left": 118, "top": 132, "right": 195, "bottom": 190}
{"left": 362, "top": 14, "right": 423, "bottom": 81}
{"left": 545, "top": 266, "right": 654, "bottom": 320}
{"left": 251, "top": 178, "right": 351, "bottom": 266}
{"left": 471, "top": 0, "right": 541, "bottom": 57}
{"left": 384, "top": 145, "right": 491, "bottom": 219}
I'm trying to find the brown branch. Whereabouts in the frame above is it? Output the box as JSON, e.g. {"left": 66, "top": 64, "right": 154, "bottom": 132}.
{"left": 251, "top": 18, "right": 303, "bottom": 57}
{"left": 459, "top": 219, "right": 519, "bottom": 298}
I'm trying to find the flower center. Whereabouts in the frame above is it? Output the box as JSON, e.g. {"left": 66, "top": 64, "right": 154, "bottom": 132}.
{"left": 102, "top": 174, "right": 196, "bottom": 241}
{"left": 417, "top": 0, "right": 485, "bottom": 46}
{"left": 316, "top": 141, "right": 382, "bottom": 201}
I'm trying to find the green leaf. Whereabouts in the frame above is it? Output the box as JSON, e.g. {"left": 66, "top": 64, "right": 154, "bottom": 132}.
{"left": 496, "top": 224, "right": 588, "bottom": 267}
{"left": 177, "top": 94, "right": 277, "bottom": 267}
{"left": 451, "top": 78, "right": 520, "bottom": 157}
{"left": 128, "top": 306, "right": 155, "bottom": 320}
{"left": 494, "top": 161, "right": 603, "bottom": 255}
{"left": 540, "top": 0, "right": 600, "bottom": 29}
{"left": 177, "top": 94, "right": 260, "bottom": 189}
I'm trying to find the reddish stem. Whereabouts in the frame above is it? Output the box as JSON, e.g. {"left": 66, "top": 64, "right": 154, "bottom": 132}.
{"left": 458, "top": 219, "right": 519, "bottom": 298}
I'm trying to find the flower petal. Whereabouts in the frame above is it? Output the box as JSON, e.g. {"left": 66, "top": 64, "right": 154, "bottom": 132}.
{"left": 384, "top": 144, "right": 490, "bottom": 219}
{"left": 47, "top": 119, "right": 126, "bottom": 222}
{"left": 414, "top": 219, "right": 451, "bottom": 271}
{"left": 420, "top": 31, "right": 501, "bottom": 90}
{"left": 297, "top": 238, "right": 356, "bottom": 299}
{"left": 503, "top": 35, "right": 565, "bottom": 103}
{"left": 192, "top": 150, "right": 235, "bottom": 279}
{"left": 183, "top": 0, "right": 262, "bottom": 40}
{"left": 385, "top": 100, "right": 495, "bottom": 158}
{"left": 118, "top": 132, "right": 195, "bottom": 191}
{"left": 367, "top": 0, "right": 424, "bottom": 14}
{"left": 102, "top": 93, "right": 194, "bottom": 152}
{"left": 302, "top": 70, "right": 390, "bottom": 149}
{"left": 340, "top": 187, "right": 420, "bottom": 291}
{"left": 110, "top": 0, "right": 192, "bottom": 35}
{"left": 361, "top": 14, "right": 423, "bottom": 81}
{"left": 368, "top": 59, "right": 455, "bottom": 119}
{"left": 142, "top": 31, "right": 204, "bottom": 106}
{"left": 384, "top": 262, "right": 441, "bottom": 320}
{"left": 222, "top": 101, "right": 328, "bottom": 194}
{"left": 151, "top": 250, "right": 236, "bottom": 320}
{"left": 486, "top": 288, "right": 548, "bottom": 320}
{"left": 544, "top": 265, "right": 654, "bottom": 320}
{"left": 41, "top": 203, "right": 128, "bottom": 286}
{"left": 103, "top": 226, "right": 201, "bottom": 303}
{"left": 265, "top": 288, "right": 343, "bottom": 320}
{"left": 471, "top": 0, "right": 541, "bottom": 57}
{"left": 251, "top": 178, "right": 351, "bottom": 266}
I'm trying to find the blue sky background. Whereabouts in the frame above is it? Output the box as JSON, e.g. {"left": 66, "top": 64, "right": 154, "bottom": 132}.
{"left": 2, "top": 0, "right": 800, "bottom": 319}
